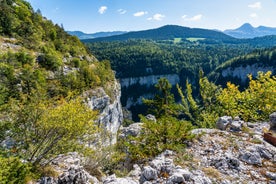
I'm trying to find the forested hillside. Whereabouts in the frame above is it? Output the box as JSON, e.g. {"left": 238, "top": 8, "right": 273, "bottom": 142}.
{"left": 0, "top": 0, "right": 114, "bottom": 182}
{"left": 0, "top": 0, "right": 115, "bottom": 102}
{"left": 87, "top": 40, "right": 256, "bottom": 79}
{"left": 84, "top": 25, "right": 236, "bottom": 42}
{"left": 209, "top": 46, "right": 276, "bottom": 87}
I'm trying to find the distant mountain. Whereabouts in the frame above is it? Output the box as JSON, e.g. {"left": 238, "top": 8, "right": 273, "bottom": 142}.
{"left": 83, "top": 25, "right": 236, "bottom": 43}
{"left": 67, "top": 31, "right": 127, "bottom": 40}
{"left": 224, "top": 23, "right": 276, "bottom": 38}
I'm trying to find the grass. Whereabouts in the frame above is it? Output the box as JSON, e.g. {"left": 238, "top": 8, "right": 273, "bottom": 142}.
{"left": 186, "top": 37, "right": 206, "bottom": 42}
{"left": 173, "top": 38, "right": 182, "bottom": 43}
{"left": 202, "top": 167, "right": 221, "bottom": 180}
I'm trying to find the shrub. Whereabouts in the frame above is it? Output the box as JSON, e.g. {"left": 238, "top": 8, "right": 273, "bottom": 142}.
{"left": 127, "top": 115, "right": 194, "bottom": 160}
{"left": 37, "top": 53, "right": 62, "bottom": 71}
{"left": 0, "top": 156, "right": 36, "bottom": 184}
{"left": 217, "top": 71, "right": 276, "bottom": 121}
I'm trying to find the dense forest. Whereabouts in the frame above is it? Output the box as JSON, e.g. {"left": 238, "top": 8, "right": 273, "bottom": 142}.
{"left": 86, "top": 38, "right": 276, "bottom": 79}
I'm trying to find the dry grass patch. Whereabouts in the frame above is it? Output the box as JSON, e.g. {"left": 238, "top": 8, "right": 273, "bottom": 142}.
{"left": 202, "top": 167, "right": 221, "bottom": 180}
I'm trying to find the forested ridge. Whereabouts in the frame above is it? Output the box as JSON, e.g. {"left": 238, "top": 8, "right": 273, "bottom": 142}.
{"left": 86, "top": 37, "right": 276, "bottom": 80}
{"left": 86, "top": 40, "right": 256, "bottom": 78}
{"left": 83, "top": 25, "right": 236, "bottom": 42}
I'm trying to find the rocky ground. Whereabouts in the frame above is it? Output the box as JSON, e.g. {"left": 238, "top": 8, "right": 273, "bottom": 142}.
{"left": 38, "top": 116, "right": 276, "bottom": 184}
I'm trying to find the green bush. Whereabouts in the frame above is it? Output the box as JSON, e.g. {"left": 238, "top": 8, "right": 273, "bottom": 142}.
{"left": 127, "top": 115, "right": 194, "bottom": 160}
{"left": 37, "top": 53, "right": 62, "bottom": 71}
{"left": 0, "top": 156, "right": 35, "bottom": 184}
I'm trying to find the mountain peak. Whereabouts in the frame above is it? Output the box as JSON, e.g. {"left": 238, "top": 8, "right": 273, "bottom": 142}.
{"left": 224, "top": 23, "right": 276, "bottom": 38}
{"left": 237, "top": 23, "right": 254, "bottom": 31}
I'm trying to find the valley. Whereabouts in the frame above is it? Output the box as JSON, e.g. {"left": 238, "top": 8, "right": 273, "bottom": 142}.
{"left": 83, "top": 26, "right": 276, "bottom": 119}
{"left": 0, "top": 0, "right": 275, "bottom": 183}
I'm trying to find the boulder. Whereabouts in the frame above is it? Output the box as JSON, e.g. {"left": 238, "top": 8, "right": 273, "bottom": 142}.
{"left": 145, "top": 114, "right": 156, "bottom": 122}
{"left": 269, "top": 112, "right": 276, "bottom": 129}
{"left": 230, "top": 119, "right": 244, "bottom": 132}
{"left": 174, "top": 168, "right": 192, "bottom": 181}
{"left": 257, "top": 147, "right": 273, "bottom": 160}
{"left": 103, "top": 174, "right": 138, "bottom": 184}
{"left": 39, "top": 177, "right": 57, "bottom": 184}
{"left": 141, "top": 166, "right": 158, "bottom": 181}
{"left": 211, "top": 157, "right": 240, "bottom": 170}
{"left": 239, "top": 151, "right": 262, "bottom": 165}
{"left": 58, "top": 167, "right": 92, "bottom": 184}
{"left": 167, "top": 173, "right": 185, "bottom": 183}
{"left": 119, "top": 123, "right": 143, "bottom": 138}
{"left": 216, "top": 116, "right": 232, "bottom": 130}
{"left": 266, "top": 171, "right": 276, "bottom": 181}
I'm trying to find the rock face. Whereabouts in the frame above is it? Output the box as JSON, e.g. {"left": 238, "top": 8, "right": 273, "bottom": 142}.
{"left": 221, "top": 63, "right": 274, "bottom": 83}
{"left": 216, "top": 116, "right": 232, "bottom": 130}
{"left": 120, "top": 74, "right": 180, "bottom": 88}
{"left": 37, "top": 152, "right": 98, "bottom": 184}
{"left": 84, "top": 80, "right": 123, "bottom": 144}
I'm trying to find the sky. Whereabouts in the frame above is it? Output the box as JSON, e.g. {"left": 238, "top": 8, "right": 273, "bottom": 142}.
{"left": 26, "top": 0, "right": 276, "bottom": 33}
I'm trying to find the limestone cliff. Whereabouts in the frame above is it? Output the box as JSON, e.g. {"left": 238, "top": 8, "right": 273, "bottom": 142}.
{"left": 120, "top": 74, "right": 180, "bottom": 120}
{"left": 221, "top": 63, "right": 274, "bottom": 83}
{"left": 120, "top": 74, "right": 180, "bottom": 88}
{"left": 84, "top": 80, "right": 123, "bottom": 145}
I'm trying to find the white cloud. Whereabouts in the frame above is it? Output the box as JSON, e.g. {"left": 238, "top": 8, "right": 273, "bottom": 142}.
{"left": 248, "top": 2, "right": 262, "bottom": 9}
{"left": 181, "top": 15, "right": 187, "bottom": 19}
{"left": 118, "top": 9, "right": 127, "bottom": 15}
{"left": 133, "top": 11, "right": 148, "bottom": 17}
{"left": 250, "top": 13, "right": 258, "bottom": 18}
{"left": 152, "top": 14, "right": 165, "bottom": 21}
{"left": 147, "top": 13, "right": 165, "bottom": 21}
{"left": 182, "top": 14, "right": 203, "bottom": 21}
{"left": 98, "top": 6, "right": 107, "bottom": 14}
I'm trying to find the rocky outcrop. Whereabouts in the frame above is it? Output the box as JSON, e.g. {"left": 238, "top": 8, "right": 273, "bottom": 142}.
{"left": 84, "top": 80, "right": 123, "bottom": 145}
{"left": 106, "top": 116, "right": 276, "bottom": 184}
{"left": 37, "top": 152, "right": 99, "bottom": 184}
{"left": 38, "top": 115, "right": 276, "bottom": 184}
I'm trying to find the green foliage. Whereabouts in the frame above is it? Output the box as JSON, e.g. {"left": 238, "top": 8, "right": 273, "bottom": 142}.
{"left": 4, "top": 93, "right": 98, "bottom": 166}
{"left": 37, "top": 53, "right": 62, "bottom": 71}
{"left": 127, "top": 78, "right": 194, "bottom": 160}
{"left": 177, "top": 72, "right": 221, "bottom": 128}
{"left": 0, "top": 1, "right": 116, "bottom": 182}
{"left": 143, "top": 78, "right": 178, "bottom": 118}
{"left": 0, "top": 156, "right": 36, "bottom": 184}
{"left": 178, "top": 71, "right": 275, "bottom": 126}
{"left": 127, "top": 115, "right": 194, "bottom": 160}
{"left": 217, "top": 71, "right": 276, "bottom": 121}
{"left": 86, "top": 39, "right": 257, "bottom": 78}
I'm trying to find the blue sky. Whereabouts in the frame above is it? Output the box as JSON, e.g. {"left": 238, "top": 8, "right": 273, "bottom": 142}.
{"left": 26, "top": 0, "right": 276, "bottom": 33}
